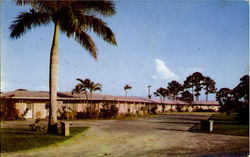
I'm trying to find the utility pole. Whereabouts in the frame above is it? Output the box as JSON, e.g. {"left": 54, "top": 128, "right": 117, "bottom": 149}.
{"left": 147, "top": 85, "right": 151, "bottom": 99}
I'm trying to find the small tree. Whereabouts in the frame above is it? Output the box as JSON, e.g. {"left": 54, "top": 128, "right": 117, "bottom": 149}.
{"left": 0, "top": 96, "right": 20, "bottom": 120}
{"left": 154, "top": 87, "right": 168, "bottom": 112}
{"left": 124, "top": 84, "right": 132, "bottom": 96}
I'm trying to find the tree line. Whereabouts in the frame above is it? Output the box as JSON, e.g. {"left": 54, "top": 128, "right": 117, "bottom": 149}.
{"left": 216, "top": 75, "right": 249, "bottom": 124}
{"left": 154, "top": 72, "right": 216, "bottom": 103}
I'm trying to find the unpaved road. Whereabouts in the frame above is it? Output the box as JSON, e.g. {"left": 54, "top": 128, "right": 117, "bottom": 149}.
{"left": 2, "top": 113, "right": 249, "bottom": 157}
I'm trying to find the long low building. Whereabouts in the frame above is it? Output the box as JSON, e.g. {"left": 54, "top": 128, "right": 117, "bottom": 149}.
{"left": 1, "top": 89, "right": 220, "bottom": 119}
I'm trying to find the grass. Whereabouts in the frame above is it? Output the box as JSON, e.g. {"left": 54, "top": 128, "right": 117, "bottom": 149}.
{"left": 190, "top": 113, "right": 249, "bottom": 136}
{"left": 1, "top": 127, "right": 88, "bottom": 153}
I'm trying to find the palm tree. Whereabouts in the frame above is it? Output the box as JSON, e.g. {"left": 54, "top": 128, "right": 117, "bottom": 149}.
{"left": 124, "top": 84, "right": 132, "bottom": 96}
{"left": 72, "top": 83, "right": 86, "bottom": 107}
{"left": 203, "top": 76, "right": 216, "bottom": 101}
{"left": 75, "top": 78, "right": 102, "bottom": 108}
{"left": 88, "top": 80, "right": 102, "bottom": 105}
{"left": 75, "top": 78, "right": 91, "bottom": 108}
{"left": 10, "top": 0, "right": 117, "bottom": 134}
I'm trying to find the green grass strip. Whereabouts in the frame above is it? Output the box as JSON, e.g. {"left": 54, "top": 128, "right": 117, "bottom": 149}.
{"left": 190, "top": 113, "right": 249, "bottom": 136}
{"left": 1, "top": 127, "right": 88, "bottom": 153}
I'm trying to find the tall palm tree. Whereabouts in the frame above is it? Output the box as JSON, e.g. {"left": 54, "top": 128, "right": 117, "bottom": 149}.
{"left": 10, "top": 0, "right": 117, "bottom": 134}
{"left": 203, "top": 76, "right": 216, "bottom": 101}
{"left": 124, "top": 84, "right": 132, "bottom": 96}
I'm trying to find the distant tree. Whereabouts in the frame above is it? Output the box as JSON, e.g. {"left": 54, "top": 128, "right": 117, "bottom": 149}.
{"left": 10, "top": 0, "right": 117, "bottom": 134}
{"left": 216, "top": 75, "right": 249, "bottom": 124}
{"left": 233, "top": 75, "right": 249, "bottom": 102}
{"left": 232, "top": 75, "right": 249, "bottom": 124}
{"left": 184, "top": 72, "right": 204, "bottom": 101}
{"left": 75, "top": 78, "right": 91, "bottom": 104}
{"left": 88, "top": 80, "right": 102, "bottom": 104}
{"left": 216, "top": 88, "right": 233, "bottom": 114}
{"left": 75, "top": 78, "right": 102, "bottom": 105}
{"left": 124, "top": 84, "right": 132, "bottom": 96}
{"left": 179, "top": 91, "right": 193, "bottom": 104}
{"left": 154, "top": 87, "right": 169, "bottom": 101}
{"left": 72, "top": 83, "right": 85, "bottom": 98}
{"left": 167, "top": 81, "right": 183, "bottom": 100}
{"left": 203, "top": 76, "right": 217, "bottom": 101}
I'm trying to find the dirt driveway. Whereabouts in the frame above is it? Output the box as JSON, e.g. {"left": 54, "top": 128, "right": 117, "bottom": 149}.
{"left": 2, "top": 113, "right": 249, "bottom": 157}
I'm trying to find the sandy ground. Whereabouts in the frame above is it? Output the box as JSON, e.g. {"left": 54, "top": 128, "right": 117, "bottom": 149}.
{"left": 1, "top": 113, "right": 249, "bottom": 157}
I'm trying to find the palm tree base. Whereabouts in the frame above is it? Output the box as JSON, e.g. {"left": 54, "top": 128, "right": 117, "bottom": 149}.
{"left": 47, "top": 123, "right": 58, "bottom": 134}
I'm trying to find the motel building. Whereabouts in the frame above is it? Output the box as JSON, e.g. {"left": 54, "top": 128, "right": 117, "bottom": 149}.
{"left": 1, "top": 89, "right": 220, "bottom": 119}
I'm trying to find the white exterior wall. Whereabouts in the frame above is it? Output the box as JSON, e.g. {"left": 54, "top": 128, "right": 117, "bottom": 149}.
{"left": 33, "top": 103, "right": 46, "bottom": 119}
{"left": 15, "top": 103, "right": 26, "bottom": 114}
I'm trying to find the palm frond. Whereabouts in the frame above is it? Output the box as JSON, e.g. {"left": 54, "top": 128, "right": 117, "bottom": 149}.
{"left": 75, "top": 30, "right": 97, "bottom": 59}
{"left": 72, "top": 1, "right": 116, "bottom": 17}
{"left": 78, "top": 15, "right": 117, "bottom": 46}
{"left": 10, "top": 9, "right": 50, "bottom": 38}
{"left": 16, "top": 0, "right": 36, "bottom": 6}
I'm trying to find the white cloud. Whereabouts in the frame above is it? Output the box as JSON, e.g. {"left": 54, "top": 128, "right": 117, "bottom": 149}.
{"left": 151, "top": 58, "right": 179, "bottom": 80}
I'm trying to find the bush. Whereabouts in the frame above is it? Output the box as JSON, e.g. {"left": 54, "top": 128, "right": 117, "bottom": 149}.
{"left": 151, "top": 104, "right": 158, "bottom": 114}
{"left": 235, "top": 102, "right": 249, "bottom": 124}
{"left": 75, "top": 102, "right": 118, "bottom": 119}
{"left": 0, "top": 97, "right": 20, "bottom": 120}
{"left": 193, "top": 108, "right": 214, "bottom": 112}
{"left": 99, "top": 102, "right": 119, "bottom": 119}
{"left": 176, "top": 106, "right": 182, "bottom": 112}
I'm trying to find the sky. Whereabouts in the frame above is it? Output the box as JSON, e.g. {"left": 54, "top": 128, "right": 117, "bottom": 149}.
{"left": 1, "top": 0, "right": 249, "bottom": 100}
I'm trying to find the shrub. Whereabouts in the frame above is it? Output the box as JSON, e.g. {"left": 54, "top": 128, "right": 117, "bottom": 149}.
{"left": 235, "top": 102, "right": 249, "bottom": 124}
{"left": 151, "top": 104, "right": 158, "bottom": 114}
{"left": 193, "top": 108, "right": 214, "bottom": 112}
{"left": 0, "top": 97, "right": 20, "bottom": 120}
{"left": 176, "top": 106, "right": 182, "bottom": 112}
{"left": 99, "top": 102, "right": 119, "bottom": 119}
{"left": 59, "top": 106, "right": 76, "bottom": 120}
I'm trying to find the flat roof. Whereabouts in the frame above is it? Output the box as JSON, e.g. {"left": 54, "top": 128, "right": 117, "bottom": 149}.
{"left": 1, "top": 90, "right": 219, "bottom": 105}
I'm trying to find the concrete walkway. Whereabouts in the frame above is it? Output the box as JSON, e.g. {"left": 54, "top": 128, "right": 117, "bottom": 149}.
{"left": 2, "top": 113, "right": 249, "bottom": 157}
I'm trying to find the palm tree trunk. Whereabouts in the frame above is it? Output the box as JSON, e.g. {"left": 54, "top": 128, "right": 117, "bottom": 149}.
{"left": 48, "top": 23, "right": 59, "bottom": 134}
{"left": 206, "top": 93, "right": 208, "bottom": 101}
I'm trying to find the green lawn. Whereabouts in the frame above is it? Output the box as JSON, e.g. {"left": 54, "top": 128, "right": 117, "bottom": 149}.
{"left": 190, "top": 113, "right": 249, "bottom": 136}
{"left": 1, "top": 127, "right": 88, "bottom": 153}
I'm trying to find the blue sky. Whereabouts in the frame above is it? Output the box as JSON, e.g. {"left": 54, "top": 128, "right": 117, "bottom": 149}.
{"left": 1, "top": 0, "right": 249, "bottom": 100}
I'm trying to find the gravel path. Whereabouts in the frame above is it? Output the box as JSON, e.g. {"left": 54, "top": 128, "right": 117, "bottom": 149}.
{"left": 2, "top": 113, "right": 249, "bottom": 157}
